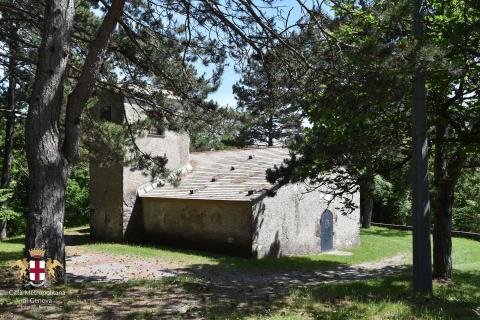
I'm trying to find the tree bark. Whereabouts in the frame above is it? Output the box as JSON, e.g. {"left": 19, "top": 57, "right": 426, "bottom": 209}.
{"left": 411, "top": 0, "right": 432, "bottom": 293}
{"left": 0, "top": 30, "right": 18, "bottom": 241}
{"left": 267, "top": 116, "right": 274, "bottom": 146}
{"left": 267, "top": 133, "right": 273, "bottom": 146}
{"left": 63, "top": 0, "right": 126, "bottom": 162}
{"left": 25, "top": 0, "right": 124, "bottom": 281}
{"left": 25, "top": 0, "right": 75, "bottom": 268}
{"left": 432, "top": 180, "right": 454, "bottom": 280}
{"left": 0, "top": 220, "right": 6, "bottom": 240}
{"left": 432, "top": 122, "right": 464, "bottom": 280}
{"left": 360, "top": 175, "right": 373, "bottom": 228}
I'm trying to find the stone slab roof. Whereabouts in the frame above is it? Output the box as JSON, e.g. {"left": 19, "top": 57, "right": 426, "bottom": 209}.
{"left": 140, "top": 147, "right": 290, "bottom": 201}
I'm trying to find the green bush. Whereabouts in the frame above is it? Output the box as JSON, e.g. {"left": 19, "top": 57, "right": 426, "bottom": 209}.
{"left": 64, "top": 165, "right": 90, "bottom": 227}
{"left": 372, "top": 174, "right": 411, "bottom": 225}
{"left": 372, "top": 168, "right": 480, "bottom": 233}
{"left": 5, "top": 151, "right": 29, "bottom": 237}
{"left": 452, "top": 169, "right": 480, "bottom": 233}
{"left": 4, "top": 163, "right": 90, "bottom": 236}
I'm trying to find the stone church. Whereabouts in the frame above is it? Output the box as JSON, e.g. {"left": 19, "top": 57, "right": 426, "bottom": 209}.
{"left": 90, "top": 91, "right": 360, "bottom": 257}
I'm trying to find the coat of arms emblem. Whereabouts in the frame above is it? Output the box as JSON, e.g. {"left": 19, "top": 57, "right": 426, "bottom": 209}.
{"left": 13, "top": 248, "right": 63, "bottom": 287}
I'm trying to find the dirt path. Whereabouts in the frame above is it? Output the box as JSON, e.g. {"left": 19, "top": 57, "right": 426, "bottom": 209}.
{"left": 0, "top": 247, "right": 409, "bottom": 319}
{"left": 66, "top": 246, "right": 408, "bottom": 291}
{"left": 65, "top": 249, "right": 181, "bottom": 282}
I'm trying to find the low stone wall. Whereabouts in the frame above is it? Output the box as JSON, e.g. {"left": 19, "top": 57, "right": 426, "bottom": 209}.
{"left": 371, "top": 222, "right": 480, "bottom": 241}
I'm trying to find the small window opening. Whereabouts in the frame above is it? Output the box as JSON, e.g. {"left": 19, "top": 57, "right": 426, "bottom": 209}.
{"left": 100, "top": 105, "right": 112, "bottom": 122}
{"left": 149, "top": 119, "right": 166, "bottom": 136}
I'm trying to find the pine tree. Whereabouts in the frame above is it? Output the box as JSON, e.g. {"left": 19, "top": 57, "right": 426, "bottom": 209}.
{"left": 0, "top": 0, "right": 299, "bottom": 279}
{"left": 233, "top": 56, "right": 303, "bottom": 146}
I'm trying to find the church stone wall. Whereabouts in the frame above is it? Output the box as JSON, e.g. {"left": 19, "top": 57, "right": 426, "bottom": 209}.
{"left": 251, "top": 183, "right": 360, "bottom": 258}
{"left": 333, "top": 193, "right": 361, "bottom": 250}
{"left": 90, "top": 162, "right": 124, "bottom": 241}
{"left": 140, "top": 182, "right": 360, "bottom": 258}
{"left": 122, "top": 131, "right": 190, "bottom": 236}
{"left": 141, "top": 198, "right": 252, "bottom": 256}
{"left": 89, "top": 90, "right": 125, "bottom": 241}
{"left": 90, "top": 90, "right": 125, "bottom": 123}
{"left": 90, "top": 91, "right": 190, "bottom": 242}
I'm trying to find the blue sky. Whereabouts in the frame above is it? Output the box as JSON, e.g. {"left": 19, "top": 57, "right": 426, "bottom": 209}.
{"left": 95, "top": 1, "right": 308, "bottom": 108}
{"left": 207, "top": 63, "right": 240, "bottom": 108}
{"left": 206, "top": 0, "right": 305, "bottom": 108}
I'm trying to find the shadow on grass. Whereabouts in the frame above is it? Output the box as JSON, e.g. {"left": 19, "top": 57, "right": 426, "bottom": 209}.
{"left": 74, "top": 227, "right": 90, "bottom": 234}
{"left": 1, "top": 270, "right": 478, "bottom": 319}
{"left": 0, "top": 252, "right": 23, "bottom": 289}
{"left": 213, "top": 253, "right": 351, "bottom": 272}
{"left": 68, "top": 235, "right": 353, "bottom": 272}
{"left": 362, "top": 227, "right": 411, "bottom": 239}
{"left": 1, "top": 237, "right": 24, "bottom": 245}
{"left": 304, "top": 269, "right": 480, "bottom": 320}
{"left": 65, "top": 233, "right": 93, "bottom": 246}
{"left": 1, "top": 226, "right": 477, "bottom": 319}
{"left": 2, "top": 226, "right": 478, "bottom": 319}
{"left": 0, "top": 251, "right": 23, "bottom": 264}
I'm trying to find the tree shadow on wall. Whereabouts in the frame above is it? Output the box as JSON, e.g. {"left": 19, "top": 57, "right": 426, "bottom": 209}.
{"left": 267, "top": 231, "right": 281, "bottom": 257}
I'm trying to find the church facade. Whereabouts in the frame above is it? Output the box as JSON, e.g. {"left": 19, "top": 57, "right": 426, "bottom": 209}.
{"left": 90, "top": 91, "right": 360, "bottom": 257}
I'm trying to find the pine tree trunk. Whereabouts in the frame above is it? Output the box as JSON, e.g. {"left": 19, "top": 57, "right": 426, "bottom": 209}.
{"left": 360, "top": 175, "right": 374, "bottom": 228}
{"left": 25, "top": 163, "right": 69, "bottom": 264}
{"left": 25, "top": 0, "right": 74, "bottom": 275}
{"left": 267, "top": 117, "right": 274, "bottom": 146}
{"left": 432, "top": 122, "right": 464, "bottom": 280}
{"left": 0, "top": 28, "right": 18, "bottom": 241}
{"left": 0, "top": 220, "right": 6, "bottom": 240}
{"left": 432, "top": 179, "right": 454, "bottom": 280}
{"left": 25, "top": 0, "right": 124, "bottom": 281}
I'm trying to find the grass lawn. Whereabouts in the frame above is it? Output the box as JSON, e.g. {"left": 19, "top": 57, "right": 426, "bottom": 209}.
{"left": 0, "top": 227, "right": 479, "bottom": 319}
{"left": 66, "top": 226, "right": 414, "bottom": 271}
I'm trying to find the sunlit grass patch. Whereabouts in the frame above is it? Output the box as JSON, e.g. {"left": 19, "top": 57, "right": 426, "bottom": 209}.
{"left": 245, "top": 272, "right": 480, "bottom": 320}
{"left": 73, "top": 227, "right": 414, "bottom": 271}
